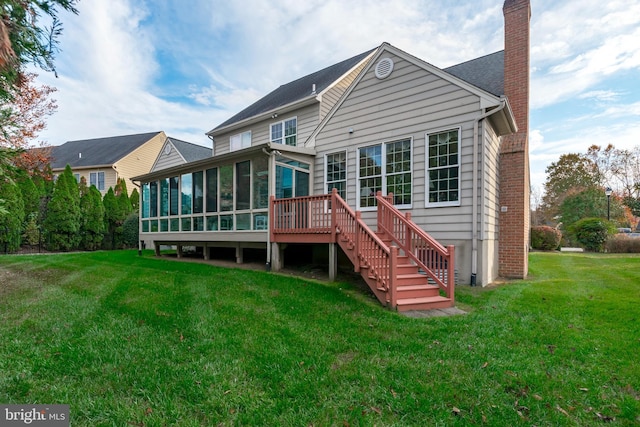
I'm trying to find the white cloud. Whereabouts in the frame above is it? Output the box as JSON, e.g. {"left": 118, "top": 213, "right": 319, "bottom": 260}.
{"left": 578, "top": 90, "right": 622, "bottom": 102}
{"left": 531, "top": 1, "right": 640, "bottom": 108}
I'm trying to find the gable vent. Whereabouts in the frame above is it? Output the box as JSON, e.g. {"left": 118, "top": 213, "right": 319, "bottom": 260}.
{"left": 374, "top": 57, "right": 394, "bottom": 79}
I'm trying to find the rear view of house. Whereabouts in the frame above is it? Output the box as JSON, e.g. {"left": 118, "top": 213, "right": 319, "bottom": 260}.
{"left": 134, "top": 0, "right": 531, "bottom": 310}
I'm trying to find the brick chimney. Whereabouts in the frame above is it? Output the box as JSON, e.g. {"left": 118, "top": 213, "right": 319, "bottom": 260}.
{"left": 499, "top": 0, "right": 531, "bottom": 278}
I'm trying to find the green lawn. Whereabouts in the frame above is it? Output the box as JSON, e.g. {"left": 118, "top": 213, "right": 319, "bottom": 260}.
{"left": 0, "top": 251, "right": 638, "bottom": 426}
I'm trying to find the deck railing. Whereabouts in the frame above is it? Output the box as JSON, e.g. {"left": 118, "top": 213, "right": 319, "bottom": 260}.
{"left": 376, "top": 192, "right": 455, "bottom": 300}
{"left": 271, "top": 189, "right": 398, "bottom": 305}
{"left": 270, "top": 189, "right": 454, "bottom": 307}
{"left": 271, "top": 194, "right": 333, "bottom": 235}
{"left": 331, "top": 189, "right": 397, "bottom": 302}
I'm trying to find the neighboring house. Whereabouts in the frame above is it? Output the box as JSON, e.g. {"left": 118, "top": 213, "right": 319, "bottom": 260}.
{"left": 133, "top": 0, "right": 531, "bottom": 311}
{"left": 150, "top": 137, "right": 212, "bottom": 172}
{"left": 50, "top": 131, "right": 168, "bottom": 195}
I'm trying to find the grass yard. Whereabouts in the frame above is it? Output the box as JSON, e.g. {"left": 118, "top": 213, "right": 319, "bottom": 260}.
{"left": 0, "top": 250, "right": 639, "bottom": 426}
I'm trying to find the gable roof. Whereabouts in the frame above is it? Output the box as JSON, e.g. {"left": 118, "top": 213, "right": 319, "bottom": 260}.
{"left": 306, "top": 43, "right": 514, "bottom": 145}
{"left": 444, "top": 50, "right": 504, "bottom": 97}
{"left": 210, "top": 48, "right": 376, "bottom": 133}
{"left": 50, "top": 131, "right": 163, "bottom": 169}
{"left": 167, "top": 137, "right": 212, "bottom": 162}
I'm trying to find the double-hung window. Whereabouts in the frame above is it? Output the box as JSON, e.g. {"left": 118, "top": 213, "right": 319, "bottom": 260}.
{"left": 90, "top": 172, "right": 105, "bottom": 191}
{"left": 270, "top": 117, "right": 297, "bottom": 146}
{"left": 326, "top": 151, "right": 347, "bottom": 199}
{"left": 426, "top": 128, "right": 460, "bottom": 206}
{"left": 358, "top": 138, "right": 412, "bottom": 209}
{"left": 230, "top": 131, "right": 251, "bottom": 151}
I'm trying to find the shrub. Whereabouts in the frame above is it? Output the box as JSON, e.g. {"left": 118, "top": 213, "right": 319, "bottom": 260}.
{"left": 605, "top": 235, "right": 640, "bottom": 253}
{"left": 531, "top": 226, "right": 561, "bottom": 250}
{"left": 570, "top": 218, "right": 615, "bottom": 252}
{"left": 122, "top": 212, "right": 139, "bottom": 248}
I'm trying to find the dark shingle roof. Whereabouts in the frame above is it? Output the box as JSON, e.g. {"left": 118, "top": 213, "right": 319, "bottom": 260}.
{"left": 444, "top": 50, "right": 504, "bottom": 97}
{"left": 50, "top": 131, "right": 163, "bottom": 169}
{"left": 212, "top": 48, "right": 376, "bottom": 131}
{"left": 168, "top": 137, "right": 212, "bottom": 162}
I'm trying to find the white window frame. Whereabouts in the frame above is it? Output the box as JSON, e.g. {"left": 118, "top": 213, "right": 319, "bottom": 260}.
{"left": 270, "top": 116, "right": 297, "bottom": 146}
{"left": 230, "top": 130, "right": 252, "bottom": 152}
{"left": 90, "top": 171, "right": 105, "bottom": 191}
{"left": 356, "top": 137, "right": 413, "bottom": 211}
{"left": 425, "top": 126, "right": 461, "bottom": 208}
{"left": 325, "top": 151, "right": 347, "bottom": 200}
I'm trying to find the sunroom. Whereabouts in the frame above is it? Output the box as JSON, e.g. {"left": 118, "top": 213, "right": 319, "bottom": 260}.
{"left": 132, "top": 142, "right": 315, "bottom": 262}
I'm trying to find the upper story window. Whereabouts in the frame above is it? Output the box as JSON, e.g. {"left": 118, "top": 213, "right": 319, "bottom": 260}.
{"left": 270, "top": 117, "right": 297, "bottom": 146}
{"left": 426, "top": 128, "right": 460, "bottom": 206}
{"left": 90, "top": 172, "right": 105, "bottom": 191}
{"left": 357, "top": 138, "right": 412, "bottom": 209}
{"left": 230, "top": 131, "right": 251, "bottom": 151}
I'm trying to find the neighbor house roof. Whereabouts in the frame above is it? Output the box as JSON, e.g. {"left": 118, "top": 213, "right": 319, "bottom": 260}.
{"left": 444, "top": 50, "right": 504, "bottom": 97}
{"left": 50, "top": 131, "right": 163, "bottom": 169}
{"left": 210, "top": 48, "right": 377, "bottom": 132}
{"left": 167, "top": 137, "right": 212, "bottom": 162}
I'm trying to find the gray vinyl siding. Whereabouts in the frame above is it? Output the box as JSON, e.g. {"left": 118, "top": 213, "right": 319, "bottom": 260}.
{"left": 319, "top": 59, "right": 371, "bottom": 121}
{"left": 152, "top": 148, "right": 185, "bottom": 172}
{"left": 482, "top": 121, "right": 502, "bottom": 240}
{"left": 214, "top": 103, "right": 320, "bottom": 156}
{"left": 314, "top": 52, "right": 486, "bottom": 242}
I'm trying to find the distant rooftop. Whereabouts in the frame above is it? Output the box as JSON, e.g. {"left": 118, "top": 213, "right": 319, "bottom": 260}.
{"left": 50, "top": 131, "right": 163, "bottom": 169}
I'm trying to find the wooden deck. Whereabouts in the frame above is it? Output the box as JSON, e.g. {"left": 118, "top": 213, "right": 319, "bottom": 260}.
{"left": 270, "top": 189, "right": 455, "bottom": 311}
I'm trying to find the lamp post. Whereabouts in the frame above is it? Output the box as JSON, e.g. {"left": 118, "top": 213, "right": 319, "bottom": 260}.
{"left": 605, "top": 187, "right": 612, "bottom": 221}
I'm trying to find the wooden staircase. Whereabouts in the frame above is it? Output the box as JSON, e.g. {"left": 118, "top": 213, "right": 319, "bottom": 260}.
{"left": 271, "top": 190, "right": 455, "bottom": 311}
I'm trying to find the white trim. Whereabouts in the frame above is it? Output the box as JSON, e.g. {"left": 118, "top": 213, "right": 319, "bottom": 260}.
{"left": 270, "top": 116, "right": 298, "bottom": 146}
{"left": 425, "top": 126, "right": 462, "bottom": 208}
{"left": 230, "top": 130, "right": 252, "bottom": 152}
{"left": 355, "top": 136, "right": 414, "bottom": 211}
{"left": 324, "top": 150, "right": 348, "bottom": 199}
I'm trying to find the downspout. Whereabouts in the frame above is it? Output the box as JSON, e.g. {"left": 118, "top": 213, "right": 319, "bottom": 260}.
{"left": 472, "top": 98, "right": 507, "bottom": 286}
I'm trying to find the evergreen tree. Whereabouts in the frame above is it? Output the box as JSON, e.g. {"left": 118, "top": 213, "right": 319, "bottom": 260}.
{"left": 44, "top": 164, "right": 81, "bottom": 250}
{"left": 115, "top": 178, "right": 132, "bottom": 216}
{"left": 0, "top": 176, "right": 25, "bottom": 252}
{"left": 14, "top": 169, "right": 39, "bottom": 220}
{"left": 130, "top": 187, "right": 139, "bottom": 211}
{"left": 103, "top": 187, "right": 122, "bottom": 249}
{"left": 80, "top": 185, "right": 105, "bottom": 250}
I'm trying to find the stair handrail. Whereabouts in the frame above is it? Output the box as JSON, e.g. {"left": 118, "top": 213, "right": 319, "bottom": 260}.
{"left": 376, "top": 192, "right": 455, "bottom": 300}
{"left": 331, "top": 189, "right": 397, "bottom": 304}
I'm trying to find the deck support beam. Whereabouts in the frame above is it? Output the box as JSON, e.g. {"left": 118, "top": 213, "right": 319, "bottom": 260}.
{"left": 176, "top": 245, "right": 183, "bottom": 258}
{"left": 203, "top": 245, "right": 210, "bottom": 260}
{"left": 328, "top": 243, "right": 338, "bottom": 281}
{"left": 154, "top": 242, "right": 161, "bottom": 257}
{"left": 271, "top": 242, "right": 283, "bottom": 271}
{"left": 235, "top": 243, "right": 243, "bottom": 264}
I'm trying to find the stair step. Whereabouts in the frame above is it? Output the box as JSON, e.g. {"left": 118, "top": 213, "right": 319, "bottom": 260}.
{"left": 396, "top": 273, "right": 430, "bottom": 285}
{"left": 396, "top": 296, "right": 453, "bottom": 312}
{"left": 396, "top": 283, "right": 440, "bottom": 299}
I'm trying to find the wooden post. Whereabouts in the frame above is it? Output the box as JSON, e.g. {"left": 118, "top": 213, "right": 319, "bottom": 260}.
{"left": 389, "top": 246, "right": 398, "bottom": 309}
{"left": 354, "top": 211, "right": 361, "bottom": 273}
{"left": 154, "top": 242, "right": 161, "bottom": 257}
{"left": 235, "top": 243, "right": 243, "bottom": 264}
{"left": 405, "top": 212, "right": 412, "bottom": 254}
{"left": 447, "top": 245, "right": 455, "bottom": 301}
{"left": 176, "top": 245, "right": 183, "bottom": 258}
{"left": 331, "top": 188, "right": 337, "bottom": 243}
{"left": 328, "top": 243, "right": 338, "bottom": 281}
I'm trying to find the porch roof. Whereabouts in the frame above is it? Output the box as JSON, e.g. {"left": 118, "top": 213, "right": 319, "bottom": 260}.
{"left": 131, "top": 143, "right": 316, "bottom": 183}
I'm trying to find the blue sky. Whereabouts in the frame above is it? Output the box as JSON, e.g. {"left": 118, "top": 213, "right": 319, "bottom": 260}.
{"left": 33, "top": 0, "right": 640, "bottom": 191}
